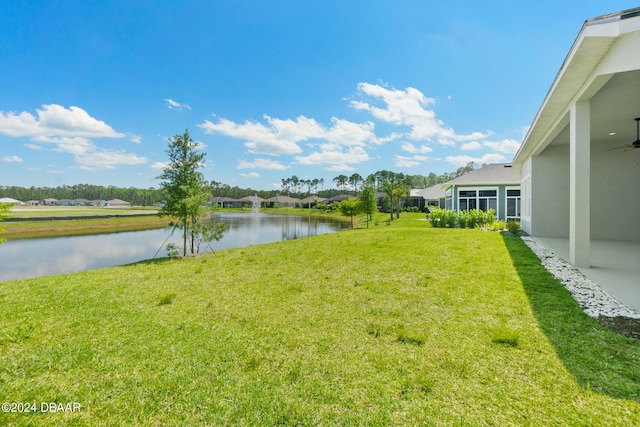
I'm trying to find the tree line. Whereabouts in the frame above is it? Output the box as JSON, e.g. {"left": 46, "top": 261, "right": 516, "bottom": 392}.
{"left": 280, "top": 162, "right": 478, "bottom": 196}
{"left": 0, "top": 184, "right": 165, "bottom": 206}
{"left": 0, "top": 163, "right": 479, "bottom": 205}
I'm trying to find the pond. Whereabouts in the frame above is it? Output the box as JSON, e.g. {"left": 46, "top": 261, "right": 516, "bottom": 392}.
{"left": 0, "top": 212, "right": 348, "bottom": 282}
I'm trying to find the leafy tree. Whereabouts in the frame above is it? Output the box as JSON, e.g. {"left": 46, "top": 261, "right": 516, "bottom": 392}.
{"left": 337, "top": 198, "right": 359, "bottom": 229}
{"left": 381, "top": 180, "right": 397, "bottom": 221}
{"left": 333, "top": 175, "right": 348, "bottom": 192}
{"left": 0, "top": 202, "right": 12, "bottom": 244}
{"left": 392, "top": 182, "right": 410, "bottom": 219}
{"left": 358, "top": 183, "right": 377, "bottom": 228}
{"left": 381, "top": 180, "right": 410, "bottom": 220}
{"left": 157, "top": 129, "right": 211, "bottom": 256}
{"left": 349, "top": 173, "right": 363, "bottom": 195}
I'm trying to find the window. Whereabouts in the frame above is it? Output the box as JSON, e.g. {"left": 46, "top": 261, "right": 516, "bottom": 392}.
{"left": 506, "top": 188, "right": 521, "bottom": 220}
{"left": 457, "top": 188, "right": 497, "bottom": 214}
{"left": 445, "top": 189, "right": 452, "bottom": 210}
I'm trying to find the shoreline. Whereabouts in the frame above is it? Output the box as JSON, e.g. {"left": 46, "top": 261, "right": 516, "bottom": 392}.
{"left": 0, "top": 208, "right": 352, "bottom": 240}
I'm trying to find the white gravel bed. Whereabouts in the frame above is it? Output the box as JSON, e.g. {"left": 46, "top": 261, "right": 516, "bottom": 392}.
{"left": 521, "top": 236, "right": 640, "bottom": 319}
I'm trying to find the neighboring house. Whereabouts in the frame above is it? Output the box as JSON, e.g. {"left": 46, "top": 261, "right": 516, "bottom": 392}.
{"left": 210, "top": 197, "right": 240, "bottom": 208}
{"left": 42, "top": 198, "right": 58, "bottom": 206}
{"left": 105, "top": 199, "right": 131, "bottom": 207}
{"left": 441, "top": 163, "right": 521, "bottom": 222}
{"left": 512, "top": 7, "right": 640, "bottom": 267}
{"left": 325, "top": 194, "right": 354, "bottom": 204}
{"left": 0, "top": 197, "right": 22, "bottom": 205}
{"left": 410, "top": 185, "right": 446, "bottom": 210}
{"left": 264, "top": 195, "right": 301, "bottom": 208}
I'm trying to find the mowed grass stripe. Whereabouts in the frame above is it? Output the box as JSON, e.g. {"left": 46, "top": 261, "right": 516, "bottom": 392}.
{"left": 1, "top": 216, "right": 639, "bottom": 425}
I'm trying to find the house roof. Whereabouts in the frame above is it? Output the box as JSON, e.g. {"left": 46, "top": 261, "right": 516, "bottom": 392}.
{"left": 238, "top": 195, "right": 265, "bottom": 203}
{"left": 325, "top": 194, "right": 355, "bottom": 203}
{"left": 210, "top": 196, "right": 239, "bottom": 203}
{"left": 411, "top": 185, "right": 445, "bottom": 200}
{"left": 442, "top": 163, "right": 520, "bottom": 189}
{"left": 300, "top": 195, "right": 327, "bottom": 203}
{"left": 106, "top": 199, "right": 130, "bottom": 205}
{"left": 512, "top": 7, "right": 640, "bottom": 172}
{"left": 0, "top": 197, "right": 22, "bottom": 204}
{"left": 265, "top": 195, "right": 300, "bottom": 204}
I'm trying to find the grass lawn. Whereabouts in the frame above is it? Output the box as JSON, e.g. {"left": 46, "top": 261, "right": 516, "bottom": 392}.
{"left": 1, "top": 213, "right": 639, "bottom": 425}
{"left": 9, "top": 206, "right": 159, "bottom": 218}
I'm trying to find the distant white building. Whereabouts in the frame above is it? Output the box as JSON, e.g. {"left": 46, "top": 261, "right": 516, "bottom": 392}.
{"left": 0, "top": 197, "right": 22, "bottom": 205}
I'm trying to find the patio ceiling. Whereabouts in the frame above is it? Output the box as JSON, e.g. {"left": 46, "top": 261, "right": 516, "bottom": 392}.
{"left": 547, "top": 69, "right": 640, "bottom": 148}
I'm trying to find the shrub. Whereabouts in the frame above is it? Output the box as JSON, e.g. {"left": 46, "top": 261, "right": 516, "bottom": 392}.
{"left": 428, "top": 208, "right": 446, "bottom": 228}
{"left": 492, "top": 220, "right": 506, "bottom": 231}
{"left": 458, "top": 210, "right": 469, "bottom": 228}
{"left": 166, "top": 243, "right": 179, "bottom": 258}
{"left": 444, "top": 209, "right": 458, "bottom": 228}
{"left": 506, "top": 220, "right": 521, "bottom": 234}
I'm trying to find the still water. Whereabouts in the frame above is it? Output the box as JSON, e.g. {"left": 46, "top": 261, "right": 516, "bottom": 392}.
{"left": 0, "top": 212, "right": 347, "bottom": 282}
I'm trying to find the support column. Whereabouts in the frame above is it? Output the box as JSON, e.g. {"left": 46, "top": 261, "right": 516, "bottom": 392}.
{"left": 569, "top": 101, "right": 590, "bottom": 267}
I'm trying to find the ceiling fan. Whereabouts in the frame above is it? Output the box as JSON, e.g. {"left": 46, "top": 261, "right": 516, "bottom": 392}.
{"left": 608, "top": 117, "right": 640, "bottom": 151}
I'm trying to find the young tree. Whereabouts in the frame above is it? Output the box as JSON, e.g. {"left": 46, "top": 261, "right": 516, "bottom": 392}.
{"left": 337, "top": 198, "right": 359, "bottom": 229}
{"left": 358, "top": 183, "right": 377, "bottom": 227}
{"left": 0, "top": 202, "right": 12, "bottom": 244}
{"left": 157, "top": 129, "right": 211, "bottom": 256}
{"left": 381, "top": 180, "right": 396, "bottom": 221}
{"left": 392, "top": 182, "right": 410, "bottom": 219}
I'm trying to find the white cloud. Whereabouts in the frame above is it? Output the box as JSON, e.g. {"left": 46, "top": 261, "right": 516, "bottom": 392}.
{"left": 482, "top": 139, "right": 521, "bottom": 154}
{"left": 199, "top": 114, "right": 379, "bottom": 157}
{"left": 239, "top": 172, "right": 260, "bottom": 178}
{"left": 165, "top": 98, "right": 191, "bottom": 110}
{"left": 394, "top": 154, "right": 429, "bottom": 168}
{"left": 194, "top": 141, "right": 207, "bottom": 150}
{"left": 350, "top": 83, "right": 491, "bottom": 145}
{"left": 75, "top": 150, "right": 148, "bottom": 171}
{"left": 50, "top": 137, "right": 95, "bottom": 156}
{"left": 25, "top": 143, "right": 42, "bottom": 150}
{"left": 150, "top": 161, "right": 169, "bottom": 170}
{"left": 237, "top": 158, "right": 289, "bottom": 170}
{"left": 460, "top": 141, "right": 482, "bottom": 151}
{"left": 0, "top": 104, "right": 123, "bottom": 139}
{"left": 394, "top": 155, "right": 420, "bottom": 168}
{"left": 401, "top": 142, "right": 432, "bottom": 154}
{"left": 0, "top": 104, "right": 147, "bottom": 171}
{"left": 325, "top": 118, "right": 376, "bottom": 146}
{"left": 199, "top": 116, "right": 308, "bottom": 155}
{"left": 129, "top": 133, "right": 142, "bottom": 143}
{"left": 445, "top": 153, "right": 507, "bottom": 168}
{"left": 1, "top": 155, "right": 23, "bottom": 162}
{"left": 295, "top": 144, "right": 370, "bottom": 171}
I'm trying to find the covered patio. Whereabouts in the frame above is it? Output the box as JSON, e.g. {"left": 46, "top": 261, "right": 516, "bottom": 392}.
{"left": 532, "top": 237, "right": 640, "bottom": 313}
{"left": 511, "top": 8, "right": 640, "bottom": 313}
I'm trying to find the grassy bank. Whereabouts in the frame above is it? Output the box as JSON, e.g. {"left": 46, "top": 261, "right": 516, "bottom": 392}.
{"left": 0, "top": 206, "right": 346, "bottom": 240}
{"left": 1, "top": 216, "right": 639, "bottom": 425}
{"left": 1, "top": 215, "right": 170, "bottom": 240}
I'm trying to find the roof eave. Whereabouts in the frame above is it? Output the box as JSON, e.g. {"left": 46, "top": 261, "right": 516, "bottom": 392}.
{"left": 512, "top": 10, "right": 638, "bottom": 173}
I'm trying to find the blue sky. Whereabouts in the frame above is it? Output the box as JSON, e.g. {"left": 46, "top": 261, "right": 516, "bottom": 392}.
{"left": 1, "top": 1, "right": 638, "bottom": 190}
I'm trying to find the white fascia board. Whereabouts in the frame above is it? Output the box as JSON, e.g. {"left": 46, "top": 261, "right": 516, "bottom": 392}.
{"left": 512, "top": 18, "right": 623, "bottom": 171}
